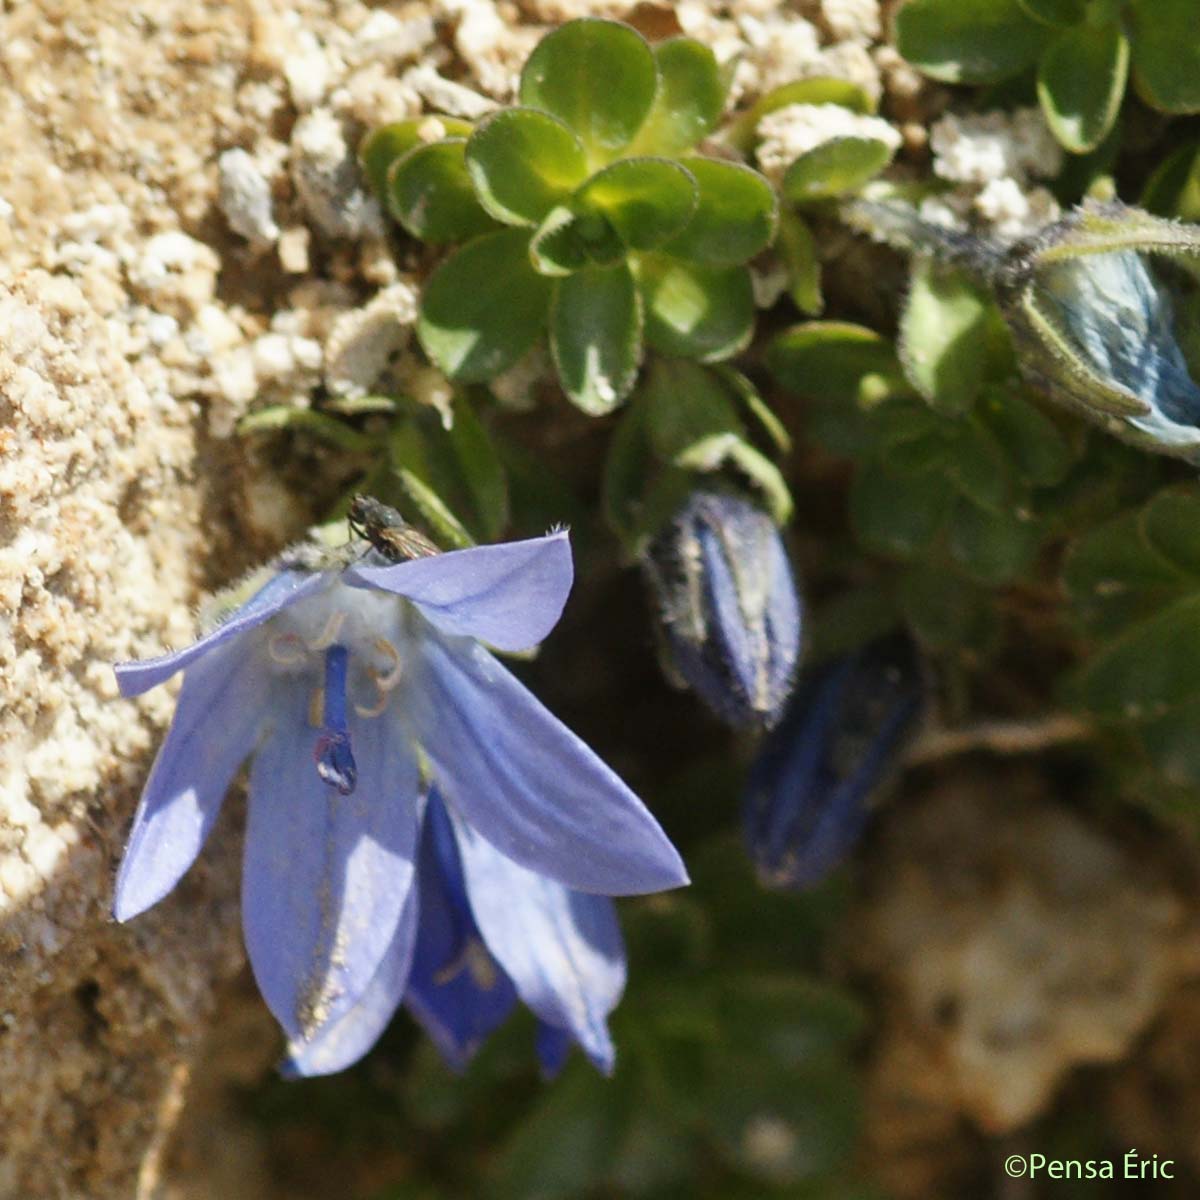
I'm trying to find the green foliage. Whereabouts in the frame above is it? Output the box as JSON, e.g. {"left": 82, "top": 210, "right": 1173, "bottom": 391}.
{"left": 364, "top": 18, "right": 784, "bottom": 416}
{"left": 1065, "top": 487, "right": 1200, "bottom": 784}
{"left": 895, "top": 0, "right": 1199, "bottom": 152}
{"left": 605, "top": 358, "right": 792, "bottom": 549}
{"left": 768, "top": 318, "right": 1077, "bottom": 584}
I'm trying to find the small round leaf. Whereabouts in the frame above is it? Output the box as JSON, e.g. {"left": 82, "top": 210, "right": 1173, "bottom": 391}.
{"left": 636, "top": 253, "right": 755, "bottom": 361}
{"left": 550, "top": 263, "right": 643, "bottom": 415}
{"left": 1016, "top": 0, "right": 1086, "bottom": 25}
{"left": 387, "top": 139, "right": 499, "bottom": 244}
{"left": 723, "top": 78, "right": 875, "bottom": 153}
{"left": 1140, "top": 140, "right": 1200, "bottom": 222}
{"left": 574, "top": 157, "right": 698, "bottom": 251}
{"left": 665, "top": 158, "right": 778, "bottom": 266}
{"left": 1037, "top": 22, "right": 1129, "bottom": 154}
{"left": 782, "top": 138, "right": 896, "bottom": 201}
{"left": 418, "top": 228, "right": 552, "bottom": 381}
{"left": 1129, "top": 0, "right": 1200, "bottom": 113}
{"left": 628, "top": 38, "right": 727, "bottom": 157}
{"left": 520, "top": 19, "right": 658, "bottom": 163}
{"left": 466, "top": 108, "right": 589, "bottom": 226}
{"left": 359, "top": 118, "right": 474, "bottom": 200}
{"left": 894, "top": 0, "right": 1044, "bottom": 84}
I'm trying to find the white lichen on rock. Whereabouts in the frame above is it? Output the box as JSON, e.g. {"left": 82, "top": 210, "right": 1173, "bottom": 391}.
{"left": 290, "top": 108, "right": 383, "bottom": 240}
{"left": 217, "top": 148, "right": 281, "bottom": 246}
{"left": 923, "top": 106, "right": 1064, "bottom": 238}
{"left": 323, "top": 280, "right": 421, "bottom": 398}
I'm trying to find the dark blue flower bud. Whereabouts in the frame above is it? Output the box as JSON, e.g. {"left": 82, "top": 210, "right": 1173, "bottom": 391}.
{"left": 642, "top": 490, "right": 802, "bottom": 729}
{"left": 744, "top": 631, "right": 925, "bottom": 890}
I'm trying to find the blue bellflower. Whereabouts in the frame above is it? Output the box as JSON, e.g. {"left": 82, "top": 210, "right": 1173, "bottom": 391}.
{"left": 642, "top": 490, "right": 802, "bottom": 729}
{"left": 744, "top": 631, "right": 924, "bottom": 890}
{"left": 113, "top": 529, "right": 686, "bottom": 1075}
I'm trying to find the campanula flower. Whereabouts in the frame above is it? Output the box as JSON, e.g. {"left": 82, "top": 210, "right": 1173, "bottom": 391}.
{"left": 994, "top": 202, "right": 1200, "bottom": 459}
{"left": 744, "top": 631, "right": 924, "bottom": 890}
{"left": 641, "top": 490, "right": 802, "bottom": 729}
{"left": 283, "top": 788, "right": 624, "bottom": 1076}
{"left": 114, "top": 519, "right": 685, "bottom": 1075}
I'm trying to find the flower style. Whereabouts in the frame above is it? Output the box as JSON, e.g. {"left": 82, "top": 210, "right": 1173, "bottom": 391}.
{"left": 113, "top": 525, "right": 686, "bottom": 1075}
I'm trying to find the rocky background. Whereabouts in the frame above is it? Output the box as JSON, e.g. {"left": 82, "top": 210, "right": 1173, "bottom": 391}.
{"left": 5, "top": 1, "right": 1200, "bottom": 1197}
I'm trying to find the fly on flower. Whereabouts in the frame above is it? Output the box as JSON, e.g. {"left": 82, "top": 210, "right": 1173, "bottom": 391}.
{"left": 347, "top": 493, "right": 441, "bottom": 562}
{"left": 112, "top": 503, "right": 687, "bottom": 1076}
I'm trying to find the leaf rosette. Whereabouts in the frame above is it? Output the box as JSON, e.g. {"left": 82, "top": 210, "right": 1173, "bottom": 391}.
{"left": 363, "top": 19, "right": 779, "bottom": 415}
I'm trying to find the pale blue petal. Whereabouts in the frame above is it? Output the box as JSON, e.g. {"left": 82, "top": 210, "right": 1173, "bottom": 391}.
{"left": 405, "top": 794, "right": 518, "bottom": 1069}
{"left": 113, "top": 640, "right": 269, "bottom": 921}
{"left": 409, "top": 629, "right": 689, "bottom": 895}
{"left": 280, "top": 882, "right": 421, "bottom": 1078}
{"left": 115, "top": 570, "right": 328, "bottom": 697}
{"left": 447, "top": 805, "right": 623, "bottom": 1073}
{"left": 345, "top": 533, "right": 572, "bottom": 652}
{"left": 242, "top": 686, "right": 421, "bottom": 1041}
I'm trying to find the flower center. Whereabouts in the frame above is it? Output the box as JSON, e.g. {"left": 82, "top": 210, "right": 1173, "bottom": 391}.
{"left": 264, "top": 585, "right": 415, "bottom": 794}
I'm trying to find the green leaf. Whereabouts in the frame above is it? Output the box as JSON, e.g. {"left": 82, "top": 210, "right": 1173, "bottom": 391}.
{"left": 947, "top": 497, "right": 1040, "bottom": 582}
{"left": 898, "top": 258, "right": 1005, "bottom": 414}
{"left": 387, "top": 396, "right": 510, "bottom": 543}
{"left": 777, "top": 210, "right": 823, "bottom": 314}
{"left": 675, "top": 433, "right": 793, "bottom": 523}
{"left": 444, "top": 396, "right": 510, "bottom": 540}
{"left": 767, "top": 322, "right": 910, "bottom": 407}
{"left": 529, "top": 205, "right": 592, "bottom": 276}
{"left": 627, "top": 37, "right": 726, "bottom": 157}
{"left": 573, "top": 157, "right": 698, "bottom": 251}
{"left": 977, "top": 389, "right": 1075, "bottom": 487}
{"left": 643, "top": 358, "right": 745, "bottom": 461}
{"left": 1140, "top": 140, "right": 1200, "bottom": 222}
{"left": 387, "top": 139, "right": 498, "bottom": 244}
{"left": 1069, "top": 595, "right": 1200, "bottom": 719}
{"left": 636, "top": 254, "right": 755, "bottom": 361}
{"left": 390, "top": 465, "right": 475, "bottom": 549}
{"left": 714, "top": 365, "right": 792, "bottom": 453}
{"left": 664, "top": 158, "right": 778, "bottom": 267}
{"left": 850, "top": 460, "right": 951, "bottom": 556}
{"left": 520, "top": 18, "right": 658, "bottom": 165}
{"left": 1037, "top": 22, "right": 1128, "bottom": 153}
{"left": 723, "top": 78, "right": 875, "bottom": 154}
{"left": 945, "top": 418, "right": 1013, "bottom": 512}
{"left": 1140, "top": 699, "right": 1200, "bottom": 786}
{"left": 465, "top": 108, "right": 589, "bottom": 226}
{"left": 1138, "top": 488, "right": 1200, "bottom": 576}
{"left": 783, "top": 138, "right": 896, "bottom": 202}
{"left": 359, "top": 118, "right": 475, "bottom": 200}
{"left": 1017, "top": 0, "right": 1086, "bottom": 24}
{"left": 1064, "top": 508, "right": 1193, "bottom": 636}
{"left": 899, "top": 568, "right": 998, "bottom": 650}
{"left": 894, "top": 0, "right": 1044, "bottom": 84}
{"left": 417, "top": 229, "right": 552, "bottom": 381}
{"left": 550, "top": 263, "right": 642, "bottom": 415}
{"left": 1129, "top": 0, "right": 1200, "bottom": 113}
{"left": 603, "top": 392, "right": 655, "bottom": 542}
{"left": 237, "top": 406, "right": 372, "bottom": 452}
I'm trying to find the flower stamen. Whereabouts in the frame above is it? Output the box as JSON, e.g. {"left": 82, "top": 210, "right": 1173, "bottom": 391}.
{"left": 268, "top": 633, "right": 306, "bottom": 665}
{"left": 313, "top": 644, "right": 357, "bottom": 795}
{"left": 373, "top": 638, "right": 403, "bottom": 690}
{"left": 307, "top": 610, "right": 348, "bottom": 652}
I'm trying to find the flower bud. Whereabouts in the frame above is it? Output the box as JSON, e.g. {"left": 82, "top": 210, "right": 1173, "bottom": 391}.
{"left": 641, "top": 490, "right": 801, "bottom": 729}
{"left": 994, "top": 201, "right": 1200, "bottom": 459}
{"left": 743, "top": 631, "right": 924, "bottom": 890}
